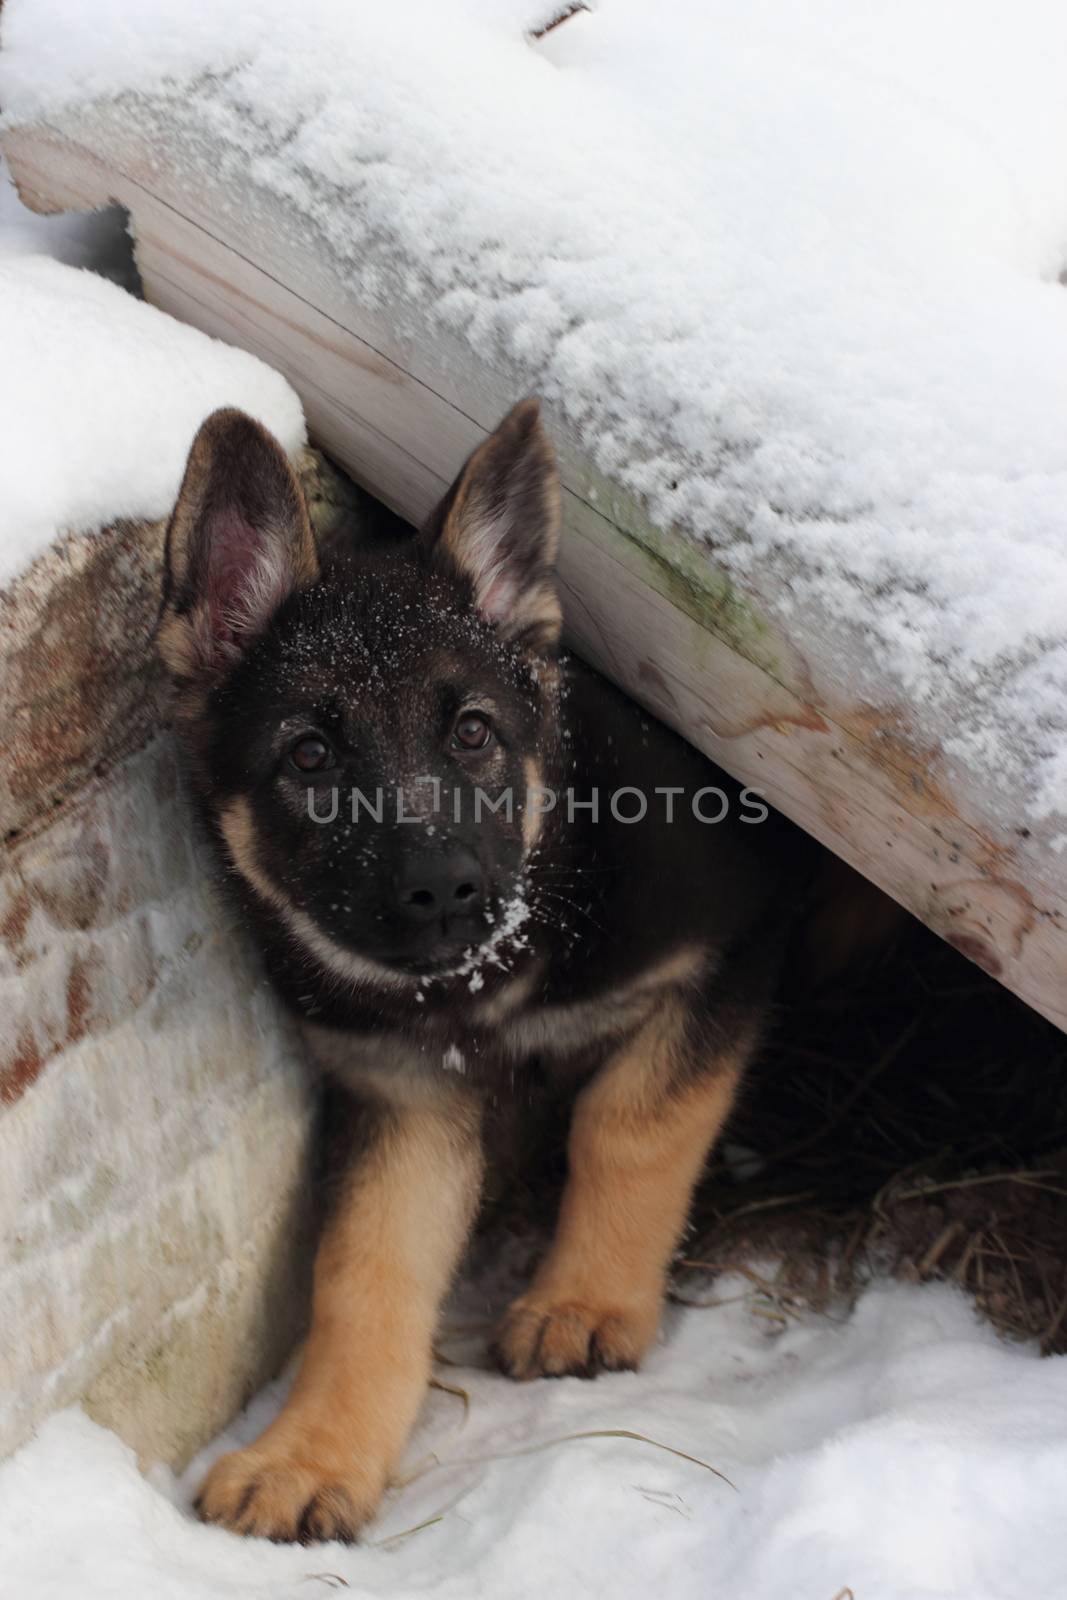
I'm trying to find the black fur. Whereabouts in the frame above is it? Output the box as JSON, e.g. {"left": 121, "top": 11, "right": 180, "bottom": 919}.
{"left": 162, "top": 403, "right": 815, "bottom": 1099}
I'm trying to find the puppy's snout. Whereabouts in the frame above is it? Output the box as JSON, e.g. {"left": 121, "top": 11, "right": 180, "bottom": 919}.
{"left": 395, "top": 848, "right": 484, "bottom": 925}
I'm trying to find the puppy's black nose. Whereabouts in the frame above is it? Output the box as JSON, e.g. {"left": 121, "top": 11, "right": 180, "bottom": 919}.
{"left": 395, "top": 849, "right": 484, "bottom": 925}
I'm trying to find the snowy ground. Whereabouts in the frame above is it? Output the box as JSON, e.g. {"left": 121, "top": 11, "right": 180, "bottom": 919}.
{"left": 3, "top": 1266, "right": 1067, "bottom": 1600}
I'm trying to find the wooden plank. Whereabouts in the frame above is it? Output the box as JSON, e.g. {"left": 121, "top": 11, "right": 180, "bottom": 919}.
{"left": 5, "top": 114, "right": 1065, "bottom": 1033}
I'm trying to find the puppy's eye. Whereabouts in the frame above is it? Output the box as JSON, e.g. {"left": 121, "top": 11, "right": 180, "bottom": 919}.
{"left": 289, "top": 736, "right": 333, "bottom": 773}
{"left": 452, "top": 713, "right": 493, "bottom": 752}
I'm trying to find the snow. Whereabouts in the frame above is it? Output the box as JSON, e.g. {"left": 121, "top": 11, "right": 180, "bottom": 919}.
{"left": 2, "top": 1273, "right": 1067, "bottom": 1599}
{"left": 3, "top": 0, "right": 1067, "bottom": 817}
{"left": 0, "top": 161, "right": 305, "bottom": 583}
{"left": 2, "top": 10, "right": 1067, "bottom": 1594}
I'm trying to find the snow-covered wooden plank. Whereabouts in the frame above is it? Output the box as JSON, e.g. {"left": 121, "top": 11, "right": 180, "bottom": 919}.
{"left": 4, "top": 103, "right": 1065, "bottom": 1036}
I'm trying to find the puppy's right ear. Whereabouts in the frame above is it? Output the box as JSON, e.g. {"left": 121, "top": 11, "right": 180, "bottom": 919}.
{"left": 420, "top": 398, "right": 562, "bottom": 653}
{"left": 158, "top": 409, "right": 319, "bottom": 682}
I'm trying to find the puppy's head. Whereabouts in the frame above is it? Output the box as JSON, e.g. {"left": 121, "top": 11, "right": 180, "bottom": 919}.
{"left": 159, "top": 399, "right": 562, "bottom": 985}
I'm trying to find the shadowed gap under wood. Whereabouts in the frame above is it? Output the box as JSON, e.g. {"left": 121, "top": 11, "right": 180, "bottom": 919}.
{"left": 481, "top": 915, "right": 1067, "bottom": 1353}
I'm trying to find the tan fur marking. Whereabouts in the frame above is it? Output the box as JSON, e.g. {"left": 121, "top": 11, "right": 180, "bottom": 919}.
{"left": 497, "top": 942, "right": 707, "bottom": 1061}
{"left": 218, "top": 798, "right": 415, "bottom": 992}
{"left": 468, "top": 960, "right": 545, "bottom": 1028}
{"left": 521, "top": 755, "right": 545, "bottom": 855}
{"left": 524, "top": 585, "right": 564, "bottom": 629}
{"left": 494, "top": 998, "right": 749, "bottom": 1378}
{"left": 301, "top": 1021, "right": 485, "bottom": 1107}
{"left": 218, "top": 795, "right": 305, "bottom": 921}
{"left": 436, "top": 397, "right": 562, "bottom": 642}
{"left": 197, "top": 1092, "right": 482, "bottom": 1540}
{"left": 155, "top": 611, "right": 200, "bottom": 681}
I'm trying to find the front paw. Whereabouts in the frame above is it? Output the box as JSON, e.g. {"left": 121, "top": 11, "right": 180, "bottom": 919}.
{"left": 491, "top": 1292, "right": 660, "bottom": 1380}
{"left": 194, "top": 1443, "right": 383, "bottom": 1544}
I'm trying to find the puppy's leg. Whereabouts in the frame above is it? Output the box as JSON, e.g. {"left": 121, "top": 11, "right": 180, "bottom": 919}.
{"left": 493, "top": 994, "right": 755, "bottom": 1380}
{"left": 197, "top": 1085, "right": 482, "bottom": 1542}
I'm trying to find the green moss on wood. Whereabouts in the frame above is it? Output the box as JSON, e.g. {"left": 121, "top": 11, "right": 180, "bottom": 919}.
{"left": 566, "top": 470, "right": 779, "bottom": 676}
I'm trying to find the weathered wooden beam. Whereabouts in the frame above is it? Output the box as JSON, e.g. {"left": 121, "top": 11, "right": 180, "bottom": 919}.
{"left": 5, "top": 112, "right": 1064, "bottom": 1033}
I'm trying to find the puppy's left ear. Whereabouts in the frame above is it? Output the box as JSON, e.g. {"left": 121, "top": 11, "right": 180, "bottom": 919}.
{"left": 422, "top": 398, "right": 562, "bottom": 652}
{"left": 158, "top": 408, "right": 319, "bottom": 682}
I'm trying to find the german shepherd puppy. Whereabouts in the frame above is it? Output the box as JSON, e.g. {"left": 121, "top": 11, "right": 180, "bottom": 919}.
{"left": 158, "top": 398, "right": 811, "bottom": 1543}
